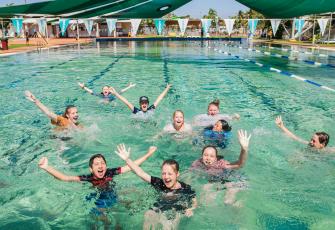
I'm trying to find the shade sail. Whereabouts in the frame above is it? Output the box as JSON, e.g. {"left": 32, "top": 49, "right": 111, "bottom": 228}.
{"left": 236, "top": 0, "right": 335, "bottom": 18}
{"left": 0, "top": 0, "right": 192, "bottom": 18}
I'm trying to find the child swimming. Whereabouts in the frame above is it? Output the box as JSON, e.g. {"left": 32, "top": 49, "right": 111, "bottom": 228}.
{"left": 202, "top": 119, "right": 232, "bottom": 148}
{"left": 161, "top": 110, "right": 193, "bottom": 139}
{"left": 190, "top": 130, "right": 251, "bottom": 205}
{"left": 275, "top": 116, "right": 334, "bottom": 152}
{"left": 25, "top": 90, "right": 81, "bottom": 131}
{"left": 109, "top": 84, "right": 171, "bottom": 117}
{"left": 115, "top": 144, "right": 197, "bottom": 230}
{"left": 193, "top": 99, "right": 240, "bottom": 127}
{"left": 38, "top": 146, "right": 157, "bottom": 226}
{"left": 78, "top": 82, "right": 136, "bottom": 102}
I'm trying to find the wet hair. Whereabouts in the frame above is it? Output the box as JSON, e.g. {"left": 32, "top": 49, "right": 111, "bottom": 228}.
{"left": 315, "top": 132, "right": 330, "bottom": 147}
{"left": 208, "top": 99, "right": 220, "bottom": 108}
{"left": 173, "top": 110, "right": 184, "bottom": 119}
{"left": 217, "top": 119, "right": 232, "bottom": 132}
{"left": 202, "top": 145, "right": 218, "bottom": 158}
{"left": 63, "top": 105, "right": 77, "bottom": 118}
{"left": 162, "top": 159, "right": 179, "bottom": 173}
{"left": 89, "top": 154, "right": 107, "bottom": 168}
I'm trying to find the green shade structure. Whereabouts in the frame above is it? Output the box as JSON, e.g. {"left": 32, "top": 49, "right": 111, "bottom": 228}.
{"left": 0, "top": 0, "right": 192, "bottom": 18}
{"left": 236, "top": 0, "right": 335, "bottom": 18}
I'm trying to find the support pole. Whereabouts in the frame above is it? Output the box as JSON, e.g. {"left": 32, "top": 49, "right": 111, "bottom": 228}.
{"left": 291, "top": 18, "right": 295, "bottom": 39}
{"left": 96, "top": 21, "right": 100, "bottom": 38}
{"left": 76, "top": 19, "right": 80, "bottom": 41}
{"left": 1, "top": 19, "right": 4, "bottom": 38}
{"left": 328, "top": 13, "right": 333, "bottom": 43}
{"left": 312, "top": 15, "right": 316, "bottom": 45}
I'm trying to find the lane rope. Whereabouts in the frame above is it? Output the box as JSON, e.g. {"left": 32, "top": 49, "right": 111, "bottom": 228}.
{"left": 208, "top": 45, "right": 335, "bottom": 93}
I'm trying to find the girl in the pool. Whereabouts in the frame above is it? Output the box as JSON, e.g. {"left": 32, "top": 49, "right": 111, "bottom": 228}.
{"left": 193, "top": 99, "right": 240, "bottom": 127}
{"left": 25, "top": 90, "right": 81, "bottom": 131}
{"left": 202, "top": 119, "right": 232, "bottom": 148}
{"left": 190, "top": 130, "right": 251, "bottom": 206}
{"left": 160, "top": 110, "right": 193, "bottom": 139}
{"left": 78, "top": 82, "right": 136, "bottom": 102}
{"left": 115, "top": 144, "right": 197, "bottom": 230}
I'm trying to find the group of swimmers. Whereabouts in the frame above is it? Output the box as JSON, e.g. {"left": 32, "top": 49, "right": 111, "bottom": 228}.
{"left": 25, "top": 82, "right": 333, "bottom": 229}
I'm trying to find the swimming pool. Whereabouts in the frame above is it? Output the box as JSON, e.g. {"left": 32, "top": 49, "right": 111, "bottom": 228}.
{"left": 0, "top": 40, "right": 335, "bottom": 229}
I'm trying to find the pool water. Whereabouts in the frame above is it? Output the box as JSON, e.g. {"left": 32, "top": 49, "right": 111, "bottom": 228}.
{"left": 0, "top": 40, "right": 335, "bottom": 229}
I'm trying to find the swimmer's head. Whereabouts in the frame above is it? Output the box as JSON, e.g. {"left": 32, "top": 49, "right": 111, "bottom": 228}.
{"left": 101, "top": 86, "right": 111, "bottom": 96}
{"left": 309, "top": 132, "right": 329, "bottom": 149}
{"left": 161, "top": 159, "right": 180, "bottom": 189}
{"left": 207, "top": 99, "right": 220, "bottom": 116}
{"left": 213, "top": 119, "right": 232, "bottom": 132}
{"left": 139, "top": 96, "right": 149, "bottom": 111}
{"left": 173, "top": 110, "right": 184, "bottom": 129}
{"left": 63, "top": 105, "right": 79, "bottom": 124}
{"left": 202, "top": 145, "right": 218, "bottom": 166}
{"left": 89, "top": 154, "right": 107, "bottom": 179}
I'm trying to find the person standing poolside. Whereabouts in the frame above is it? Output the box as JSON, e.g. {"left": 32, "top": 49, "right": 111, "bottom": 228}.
{"left": 193, "top": 99, "right": 240, "bottom": 127}
{"left": 190, "top": 130, "right": 251, "bottom": 205}
{"left": 38, "top": 146, "right": 157, "bottom": 228}
{"left": 25, "top": 91, "right": 81, "bottom": 130}
{"left": 275, "top": 116, "right": 334, "bottom": 151}
{"left": 115, "top": 144, "right": 197, "bottom": 230}
{"left": 109, "top": 84, "right": 171, "bottom": 116}
{"left": 78, "top": 82, "right": 136, "bottom": 102}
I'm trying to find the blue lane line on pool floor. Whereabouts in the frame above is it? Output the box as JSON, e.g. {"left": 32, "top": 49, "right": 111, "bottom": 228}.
{"left": 86, "top": 56, "right": 123, "bottom": 86}
{"left": 221, "top": 43, "right": 335, "bottom": 69}
{"left": 255, "top": 44, "right": 335, "bottom": 59}
{"left": 209, "top": 46, "right": 335, "bottom": 93}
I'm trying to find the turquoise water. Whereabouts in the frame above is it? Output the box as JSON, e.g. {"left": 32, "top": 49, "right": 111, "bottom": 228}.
{"left": 1, "top": 40, "right": 335, "bottom": 229}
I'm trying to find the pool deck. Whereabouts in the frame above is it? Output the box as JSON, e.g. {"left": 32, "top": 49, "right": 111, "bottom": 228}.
{"left": 0, "top": 38, "right": 93, "bottom": 57}
{"left": 253, "top": 39, "right": 335, "bottom": 51}
{"left": 1, "top": 37, "right": 335, "bottom": 56}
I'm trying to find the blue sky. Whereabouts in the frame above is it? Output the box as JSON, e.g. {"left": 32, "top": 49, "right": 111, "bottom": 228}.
{"left": 0, "top": 0, "right": 248, "bottom": 18}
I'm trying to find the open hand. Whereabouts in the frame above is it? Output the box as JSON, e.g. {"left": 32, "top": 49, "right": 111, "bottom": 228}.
{"left": 148, "top": 146, "right": 157, "bottom": 153}
{"left": 275, "top": 116, "right": 284, "bottom": 128}
{"left": 115, "top": 144, "right": 130, "bottom": 161}
{"left": 78, "top": 82, "right": 85, "bottom": 88}
{"left": 128, "top": 82, "right": 136, "bottom": 88}
{"left": 25, "top": 90, "right": 37, "bottom": 103}
{"left": 38, "top": 157, "right": 48, "bottom": 169}
{"left": 109, "top": 86, "right": 117, "bottom": 95}
{"left": 233, "top": 113, "right": 240, "bottom": 120}
{"left": 238, "top": 130, "right": 251, "bottom": 150}
{"left": 185, "top": 208, "right": 194, "bottom": 217}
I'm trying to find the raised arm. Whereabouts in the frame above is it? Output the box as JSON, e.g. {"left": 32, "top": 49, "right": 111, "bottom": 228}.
{"left": 120, "top": 146, "right": 157, "bottom": 173}
{"left": 38, "top": 157, "right": 80, "bottom": 182}
{"left": 115, "top": 144, "right": 151, "bottom": 183}
{"left": 119, "top": 82, "right": 136, "bottom": 94}
{"left": 275, "top": 116, "right": 308, "bottom": 144}
{"left": 225, "top": 130, "right": 251, "bottom": 170}
{"left": 153, "top": 84, "right": 171, "bottom": 108}
{"left": 109, "top": 87, "right": 135, "bottom": 112}
{"left": 25, "top": 91, "right": 57, "bottom": 120}
{"left": 78, "top": 82, "right": 94, "bottom": 94}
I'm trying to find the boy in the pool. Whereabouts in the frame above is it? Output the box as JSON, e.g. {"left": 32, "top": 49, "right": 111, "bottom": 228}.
{"left": 109, "top": 84, "right": 171, "bottom": 117}
{"left": 115, "top": 144, "right": 197, "bottom": 230}
{"left": 38, "top": 146, "right": 157, "bottom": 226}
